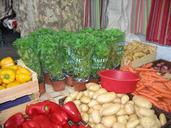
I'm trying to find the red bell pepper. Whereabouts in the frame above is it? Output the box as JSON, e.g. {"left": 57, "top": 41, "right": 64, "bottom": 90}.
{"left": 68, "top": 121, "right": 78, "bottom": 128}
{"left": 26, "top": 100, "right": 62, "bottom": 118}
{"left": 62, "top": 102, "right": 82, "bottom": 123}
{"left": 22, "top": 120, "right": 40, "bottom": 128}
{"left": 45, "top": 100, "right": 62, "bottom": 113}
{"left": 32, "top": 114, "right": 61, "bottom": 128}
{"left": 50, "top": 111, "right": 68, "bottom": 126}
{"left": 26, "top": 101, "right": 50, "bottom": 117}
{"left": 62, "top": 122, "right": 71, "bottom": 128}
{"left": 71, "top": 125, "right": 78, "bottom": 128}
{"left": 4, "top": 112, "right": 25, "bottom": 128}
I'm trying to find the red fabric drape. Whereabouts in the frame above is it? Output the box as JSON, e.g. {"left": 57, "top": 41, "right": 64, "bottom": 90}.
{"left": 146, "top": 0, "right": 171, "bottom": 46}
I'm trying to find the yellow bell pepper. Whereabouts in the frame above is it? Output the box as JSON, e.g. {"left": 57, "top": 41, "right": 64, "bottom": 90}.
{"left": 16, "top": 66, "right": 32, "bottom": 83}
{"left": 0, "top": 57, "right": 15, "bottom": 68}
{"left": 2, "top": 65, "right": 18, "bottom": 71}
{"left": 17, "top": 66, "right": 31, "bottom": 76}
{"left": 0, "top": 76, "right": 2, "bottom": 85}
{"left": 0, "top": 69, "right": 15, "bottom": 84}
{"left": 0, "top": 85, "right": 5, "bottom": 90}
{"left": 16, "top": 73, "right": 31, "bottom": 83}
{"left": 6, "top": 81, "right": 21, "bottom": 88}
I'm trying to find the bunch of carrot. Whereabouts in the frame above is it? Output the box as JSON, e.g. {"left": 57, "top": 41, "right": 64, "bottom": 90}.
{"left": 121, "top": 63, "right": 171, "bottom": 112}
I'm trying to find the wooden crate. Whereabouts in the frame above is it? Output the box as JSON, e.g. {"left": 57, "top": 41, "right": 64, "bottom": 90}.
{"left": 0, "top": 60, "right": 40, "bottom": 124}
{"left": 0, "top": 60, "right": 39, "bottom": 103}
{"left": 130, "top": 51, "right": 156, "bottom": 68}
{"left": 0, "top": 99, "right": 38, "bottom": 124}
{"left": 121, "top": 47, "right": 157, "bottom": 68}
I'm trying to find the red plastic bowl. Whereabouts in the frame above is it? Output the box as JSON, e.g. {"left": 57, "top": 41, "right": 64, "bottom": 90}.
{"left": 98, "top": 69, "right": 139, "bottom": 93}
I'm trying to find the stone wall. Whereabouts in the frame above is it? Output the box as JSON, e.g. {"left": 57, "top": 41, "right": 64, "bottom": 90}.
{"left": 13, "top": 0, "right": 83, "bottom": 36}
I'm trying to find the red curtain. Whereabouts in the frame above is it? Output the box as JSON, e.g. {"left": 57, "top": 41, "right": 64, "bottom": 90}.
{"left": 146, "top": 0, "right": 171, "bottom": 46}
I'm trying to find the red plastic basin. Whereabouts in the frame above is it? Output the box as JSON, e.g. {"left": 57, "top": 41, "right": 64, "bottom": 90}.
{"left": 98, "top": 69, "right": 139, "bottom": 93}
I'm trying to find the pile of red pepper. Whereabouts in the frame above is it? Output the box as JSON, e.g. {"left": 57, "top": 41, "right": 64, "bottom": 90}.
{"left": 4, "top": 101, "right": 91, "bottom": 128}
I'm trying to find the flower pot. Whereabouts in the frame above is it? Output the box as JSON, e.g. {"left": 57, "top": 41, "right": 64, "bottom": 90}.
{"left": 44, "top": 73, "right": 52, "bottom": 85}
{"left": 89, "top": 78, "right": 99, "bottom": 84}
{"left": 73, "top": 80, "right": 87, "bottom": 91}
{"left": 52, "top": 80, "right": 65, "bottom": 91}
{"left": 39, "top": 82, "right": 46, "bottom": 95}
{"left": 65, "top": 75, "right": 74, "bottom": 87}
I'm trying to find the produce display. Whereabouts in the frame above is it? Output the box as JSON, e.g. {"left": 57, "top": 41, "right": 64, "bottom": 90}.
{"left": 65, "top": 83, "right": 167, "bottom": 128}
{"left": 4, "top": 100, "right": 90, "bottom": 128}
{"left": 0, "top": 57, "right": 32, "bottom": 90}
{"left": 122, "top": 41, "right": 156, "bottom": 66}
{"left": 121, "top": 63, "right": 171, "bottom": 112}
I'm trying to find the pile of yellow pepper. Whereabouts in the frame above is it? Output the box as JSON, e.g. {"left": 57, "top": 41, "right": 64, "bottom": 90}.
{"left": 0, "top": 57, "right": 32, "bottom": 90}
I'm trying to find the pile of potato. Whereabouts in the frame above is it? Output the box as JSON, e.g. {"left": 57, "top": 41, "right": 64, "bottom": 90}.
{"left": 64, "top": 83, "right": 167, "bottom": 128}
{"left": 122, "top": 41, "right": 156, "bottom": 66}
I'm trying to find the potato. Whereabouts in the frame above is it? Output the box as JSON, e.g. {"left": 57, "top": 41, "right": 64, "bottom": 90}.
{"left": 70, "top": 91, "right": 79, "bottom": 98}
{"left": 127, "top": 119, "right": 139, "bottom": 128}
{"left": 93, "top": 88, "right": 107, "bottom": 99}
{"left": 65, "top": 92, "right": 78, "bottom": 103}
{"left": 117, "top": 94, "right": 124, "bottom": 98}
{"left": 125, "top": 103, "right": 134, "bottom": 114}
{"left": 95, "top": 124, "right": 106, "bottom": 128}
{"left": 140, "top": 117, "right": 156, "bottom": 128}
{"left": 121, "top": 95, "right": 129, "bottom": 104}
{"left": 102, "top": 103, "right": 115, "bottom": 108}
{"left": 92, "top": 110, "right": 101, "bottom": 123}
{"left": 89, "top": 115, "right": 94, "bottom": 123}
{"left": 101, "top": 103, "right": 121, "bottom": 116}
{"left": 159, "top": 113, "right": 167, "bottom": 126}
{"left": 118, "top": 116, "right": 128, "bottom": 124}
{"left": 137, "top": 107, "right": 155, "bottom": 117}
{"left": 87, "top": 83, "right": 100, "bottom": 91}
{"left": 82, "top": 113, "right": 89, "bottom": 122}
{"left": 73, "top": 100, "right": 81, "bottom": 106}
{"left": 93, "top": 104, "right": 102, "bottom": 110}
{"left": 64, "top": 97, "right": 73, "bottom": 103}
{"left": 112, "top": 122, "right": 126, "bottom": 128}
{"left": 88, "top": 100, "right": 98, "bottom": 107}
{"left": 90, "top": 123, "right": 95, "bottom": 127}
{"left": 88, "top": 91, "right": 95, "bottom": 98}
{"left": 97, "top": 92, "right": 116, "bottom": 103}
{"left": 88, "top": 108, "right": 94, "bottom": 114}
{"left": 101, "top": 116, "right": 116, "bottom": 128}
{"left": 129, "top": 114, "right": 138, "bottom": 122}
{"left": 76, "top": 92, "right": 83, "bottom": 100}
{"left": 124, "top": 115, "right": 129, "bottom": 120}
{"left": 136, "top": 125, "right": 143, "bottom": 128}
{"left": 114, "top": 98, "right": 121, "bottom": 103}
{"left": 80, "top": 104, "right": 89, "bottom": 112}
{"left": 116, "top": 107, "right": 127, "bottom": 116}
{"left": 133, "top": 96, "right": 152, "bottom": 109}
{"left": 83, "top": 91, "right": 89, "bottom": 97}
{"left": 80, "top": 96, "right": 91, "bottom": 104}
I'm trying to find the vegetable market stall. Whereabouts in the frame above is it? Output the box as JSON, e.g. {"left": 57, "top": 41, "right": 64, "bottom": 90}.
{"left": 1, "top": 28, "right": 171, "bottom": 128}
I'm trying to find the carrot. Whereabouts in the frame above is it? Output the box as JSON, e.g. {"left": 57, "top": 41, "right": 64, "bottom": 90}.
{"left": 141, "top": 63, "right": 153, "bottom": 68}
{"left": 135, "top": 68, "right": 156, "bottom": 72}
{"left": 120, "top": 64, "right": 171, "bottom": 112}
{"left": 138, "top": 91, "right": 159, "bottom": 101}
{"left": 164, "top": 82, "right": 171, "bottom": 91}
{"left": 136, "top": 85, "right": 145, "bottom": 91}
